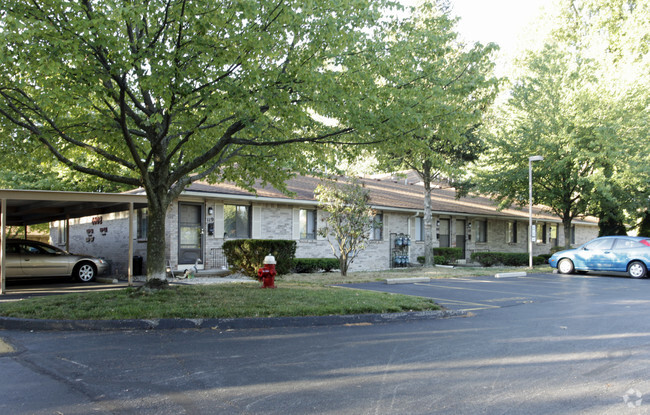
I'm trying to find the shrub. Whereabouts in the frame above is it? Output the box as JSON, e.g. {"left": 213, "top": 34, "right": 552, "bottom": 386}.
{"left": 417, "top": 255, "right": 448, "bottom": 265}
{"left": 550, "top": 245, "right": 572, "bottom": 254}
{"left": 432, "top": 247, "right": 463, "bottom": 265}
{"left": 471, "top": 251, "right": 549, "bottom": 267}
{"left": 222, "top": 239, "right": 296, "bottom": 277}
{"left": 471, "top": 252, "right": 501, "bottom": 267}
{"left": 533, "top": 255, "right": 546, "bottom": 266}
{"left": 292, "top": 258, "right": 340, "bottom": 273}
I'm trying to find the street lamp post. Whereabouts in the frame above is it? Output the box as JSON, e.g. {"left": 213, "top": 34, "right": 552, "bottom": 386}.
{"left": 529, "top": 155, "right": 543, "bottom": 269}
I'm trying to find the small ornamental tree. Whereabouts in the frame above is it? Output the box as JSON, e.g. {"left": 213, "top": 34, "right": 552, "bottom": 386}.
{"left": 315, "top": 178, "right": 375, "bottom": 276}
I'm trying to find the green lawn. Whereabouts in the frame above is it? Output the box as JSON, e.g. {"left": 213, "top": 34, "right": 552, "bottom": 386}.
{"left": 0, "top": 283, "right": 439, "bottom": 320}
{"left": 0, "top": 265, "right": 551, "bottom": 320}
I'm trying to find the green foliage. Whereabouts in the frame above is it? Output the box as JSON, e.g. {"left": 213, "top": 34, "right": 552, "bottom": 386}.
{"left": 417, "top": 256, "right": 447, "bottom": 265}
{"left": 638, "top": 212, "right": 650, "bottom": 237}
{"left": 292, "top": 258, "right": 340, "bottom": 273}
{"left": 471, "top": 252, "right": 546, "bottom": 267}
{"left": 1, "top": 0, "right": 494, "bottom": 279}
{"left": 550, "top": 245, "right": 572, "bottom": 254}
{"left": 222, "top": 239, "right": 296, "bottom": 277}
{"left": 473, "top": 0, "right": 650, "bottom": 243}
{"left": 369, "top": 3, "right": 500, "bottom": 267}
{"left": 0, "top": 284, "right": 439, "bottom": 320}
{"left": 315, "top": 177, "right": 375, "bottom": 276}
{"left": 432, "top": 247, "right": 463, "bottom": 265}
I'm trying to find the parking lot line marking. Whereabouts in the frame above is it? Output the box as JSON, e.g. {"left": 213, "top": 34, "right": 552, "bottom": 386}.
{"left": 0, "top": 338, "right": 15, "bottom": 355}
{"left": 413, "top": 282, "right": 565, "bottom": 299}
{"left": 429, "top": 297, "right": 501, "bottom": 310}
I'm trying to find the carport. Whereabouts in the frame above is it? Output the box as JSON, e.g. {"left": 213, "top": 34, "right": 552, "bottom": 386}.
{"left": 0, "top": 189, "right": 148, "bottom": 294}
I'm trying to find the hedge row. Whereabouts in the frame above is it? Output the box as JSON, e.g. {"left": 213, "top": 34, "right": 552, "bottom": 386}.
{"left": 292, "top": 258, "right": 340, "bottom": 273}
{"left": 433, "top": 247, "right": 463, "bottom": 265}
{"left": 470, "top": 252, "right": 546, "bottom": 267}
{"left": 222, "top": 239, "right": 296, "bottom": 277}
{"left": 417, "top": 256, "right": 447, "bottom": 265}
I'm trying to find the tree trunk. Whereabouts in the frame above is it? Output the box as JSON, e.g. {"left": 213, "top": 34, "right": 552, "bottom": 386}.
{"left": 339, "top": 255, "right": 348, "bottom": 276}
{"left": 144, "top": 188, "right": 172, "bottom": 282}
{"left": 562, "top": 218, "right": 572, "bottom": 248}
{"left": 423, "top": 183, "right": 434, "bottom": 267}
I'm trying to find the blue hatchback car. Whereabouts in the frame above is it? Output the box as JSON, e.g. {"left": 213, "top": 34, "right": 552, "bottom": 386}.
{"left": 549, "top": 236, "right": 650, "bottom": 278}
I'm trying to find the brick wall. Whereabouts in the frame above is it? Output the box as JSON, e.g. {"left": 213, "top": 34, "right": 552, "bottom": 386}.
{"left": 52, "top": 197, "right": 600, "bottom": 276}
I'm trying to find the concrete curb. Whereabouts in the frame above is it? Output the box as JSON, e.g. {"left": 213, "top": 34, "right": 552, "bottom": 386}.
{"left": 495, "top": 271, "right": 527, "bottom": 278}
{"left": 0, "top": 309, "right": 467, "bottom": 332}
{"left": 386, "top": 277, "right": 431, "bottom": 285}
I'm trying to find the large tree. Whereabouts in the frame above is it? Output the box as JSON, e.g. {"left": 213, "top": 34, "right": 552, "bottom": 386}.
{"left": 372, "top": 3, "right": 499, "bottom": 266}
{"left": 472, "top": 0, "right": 650, "bottom": 243}
{"left": 0, "top": 0, "right": 449, "bottom": 282}
{"left": 472, "top": 44, "right": 610, "bottom": 244}
{"left": 315, "top": 177, "right": 375, "bottom": 276}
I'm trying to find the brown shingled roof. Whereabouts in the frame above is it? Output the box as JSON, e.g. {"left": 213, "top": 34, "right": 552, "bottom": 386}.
{"left": 185, "top": 175, "right": 598, "bottom": 225}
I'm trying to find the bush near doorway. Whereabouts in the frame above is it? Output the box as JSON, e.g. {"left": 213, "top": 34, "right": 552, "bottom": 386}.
{"left": 433, "top": 247, "right": 463, "bottom": 265}
{"left": 222, "top": 239, "right": 296, "bottom": 277}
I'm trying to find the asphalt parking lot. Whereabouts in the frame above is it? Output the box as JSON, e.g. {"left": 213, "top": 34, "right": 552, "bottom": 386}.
{"left": 341, "top": 271, "right": 639, "bottom": 312}
{"left": 0, "top": 279, "right": 135, "bottom": 303}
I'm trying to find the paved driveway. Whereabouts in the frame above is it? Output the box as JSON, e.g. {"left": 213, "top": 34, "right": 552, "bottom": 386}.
{"left": 3, "top": 272, "right": 650, "bottom": 414}
{"left": 340, "top": 272, "right": 637, "bottom": 311}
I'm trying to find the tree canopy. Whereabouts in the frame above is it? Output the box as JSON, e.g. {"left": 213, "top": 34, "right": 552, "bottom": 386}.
{"left": 471, "top": 0, "right": 650, "bottom": 243}
{"left": 371, "top": 3, "right": 499, "bottom": 265}
{"left": 0, "top": 0, "right": 491, "bottom": 280}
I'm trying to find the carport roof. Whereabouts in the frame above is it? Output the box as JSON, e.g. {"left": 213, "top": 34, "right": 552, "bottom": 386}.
{"left": 0, "top": 189, "right": 148, "bottom": 226}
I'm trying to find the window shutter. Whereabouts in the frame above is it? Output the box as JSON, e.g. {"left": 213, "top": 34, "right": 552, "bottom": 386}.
{"left": 292, "top": 208, "right": 300, "bottom": 240}
{"left": 214, "top": 203, "right": 224, "bottom": 239}
{"left": 252, "top": 206, "right": 262, "bottom": 238}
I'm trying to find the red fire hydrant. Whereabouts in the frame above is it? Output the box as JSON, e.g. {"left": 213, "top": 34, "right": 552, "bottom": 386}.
{"left": 257, "top": 254, "right": 277, "bottom": 288}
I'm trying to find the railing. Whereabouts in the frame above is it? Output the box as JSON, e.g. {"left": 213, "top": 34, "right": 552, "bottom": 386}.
{"left": 210, "top": 248, "right": 229, "bottom": 270}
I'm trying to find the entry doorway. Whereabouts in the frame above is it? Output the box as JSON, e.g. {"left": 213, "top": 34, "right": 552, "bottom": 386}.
{"left": 438, "top": 219, "right": 450, "bottom": 248}
{"left": 178, "top": 203, "right": 204, "bottom": 267}
{"left": 456, "top": 219, "right": 466, "bottom": 259}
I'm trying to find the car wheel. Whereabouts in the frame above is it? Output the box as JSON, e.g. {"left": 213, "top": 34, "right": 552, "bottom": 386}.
{"left": 557, "top": 258, "right": 574, "bottom": 274}
{"left": 628, "top": 261, "right": 647, "bottom": 279}
{"left": 74, "top": 263, "right": 97, "bottom": 283}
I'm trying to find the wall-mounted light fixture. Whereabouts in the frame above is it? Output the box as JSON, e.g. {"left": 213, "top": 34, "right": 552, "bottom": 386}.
{"left": 436, "top": 220, "right": 440, "bottom": 228}
{"left": 208, "top": 207, "right": 214, "bottom": 216}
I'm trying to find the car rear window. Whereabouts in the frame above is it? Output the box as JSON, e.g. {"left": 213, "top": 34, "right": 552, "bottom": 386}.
{"left": 615, "top": 239, "right": 650, "bottom": 249}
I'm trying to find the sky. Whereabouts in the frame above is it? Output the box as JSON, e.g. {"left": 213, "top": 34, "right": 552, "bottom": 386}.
{"left": 449, "top": 0, "right": 549, "bottom": 55}
{"left": 400, "top": 0, "right": 553, "bottom": 71}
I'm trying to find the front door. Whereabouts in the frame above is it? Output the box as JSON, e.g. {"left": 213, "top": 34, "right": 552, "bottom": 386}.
{"left": 438, "top": 219, "right": 450, "bottom": 248}
{"left": 178, "top": 203, "right": 204, "bottom": 266}
{"left": 456, "top": 220, "right": 466, "bottom": 259}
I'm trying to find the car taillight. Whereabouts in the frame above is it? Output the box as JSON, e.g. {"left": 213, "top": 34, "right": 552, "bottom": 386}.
{"left": 642, "top": 240, "right": 650, "bottom": 247}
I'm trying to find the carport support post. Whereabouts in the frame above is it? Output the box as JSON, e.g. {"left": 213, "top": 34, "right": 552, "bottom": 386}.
{"left": 1, "top": 198, "right": 5, "bottom": 295}
{"left": 128, "top": 202, "right": 134, "bottom": 286}
{"left": 528, "top": 155, "right": 543, "bottom": 269}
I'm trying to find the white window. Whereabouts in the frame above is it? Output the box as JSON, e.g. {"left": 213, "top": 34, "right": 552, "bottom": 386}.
{"left": 536, "top": 223, "right": 546, "bottom": 244}
{"left": 300, "top": 209, "right": 317, "bottom": 240}
{"left": 549, "top": 224, "right": 558, "bottom": 246}
{"left": 137, "top": 208, "right": 148, "bottom": 240}
{"left": 224, "top": 205, "right": 251, "bottom": 238}
{"left": 371, "top": 213, "right": 383, "bottom": 240}
{"left": 507, "top": 221, "right": 517, "bottom": 244}
{"left": 415, "top": 217, "right": 424, "bottom": 241}
{"left": 476, "top": 220, "right": 488, "bottom": 243}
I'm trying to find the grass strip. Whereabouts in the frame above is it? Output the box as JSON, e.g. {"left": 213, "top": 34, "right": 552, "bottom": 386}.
{"left": 0, "top": 283, "right": 439, "bottom": 320}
